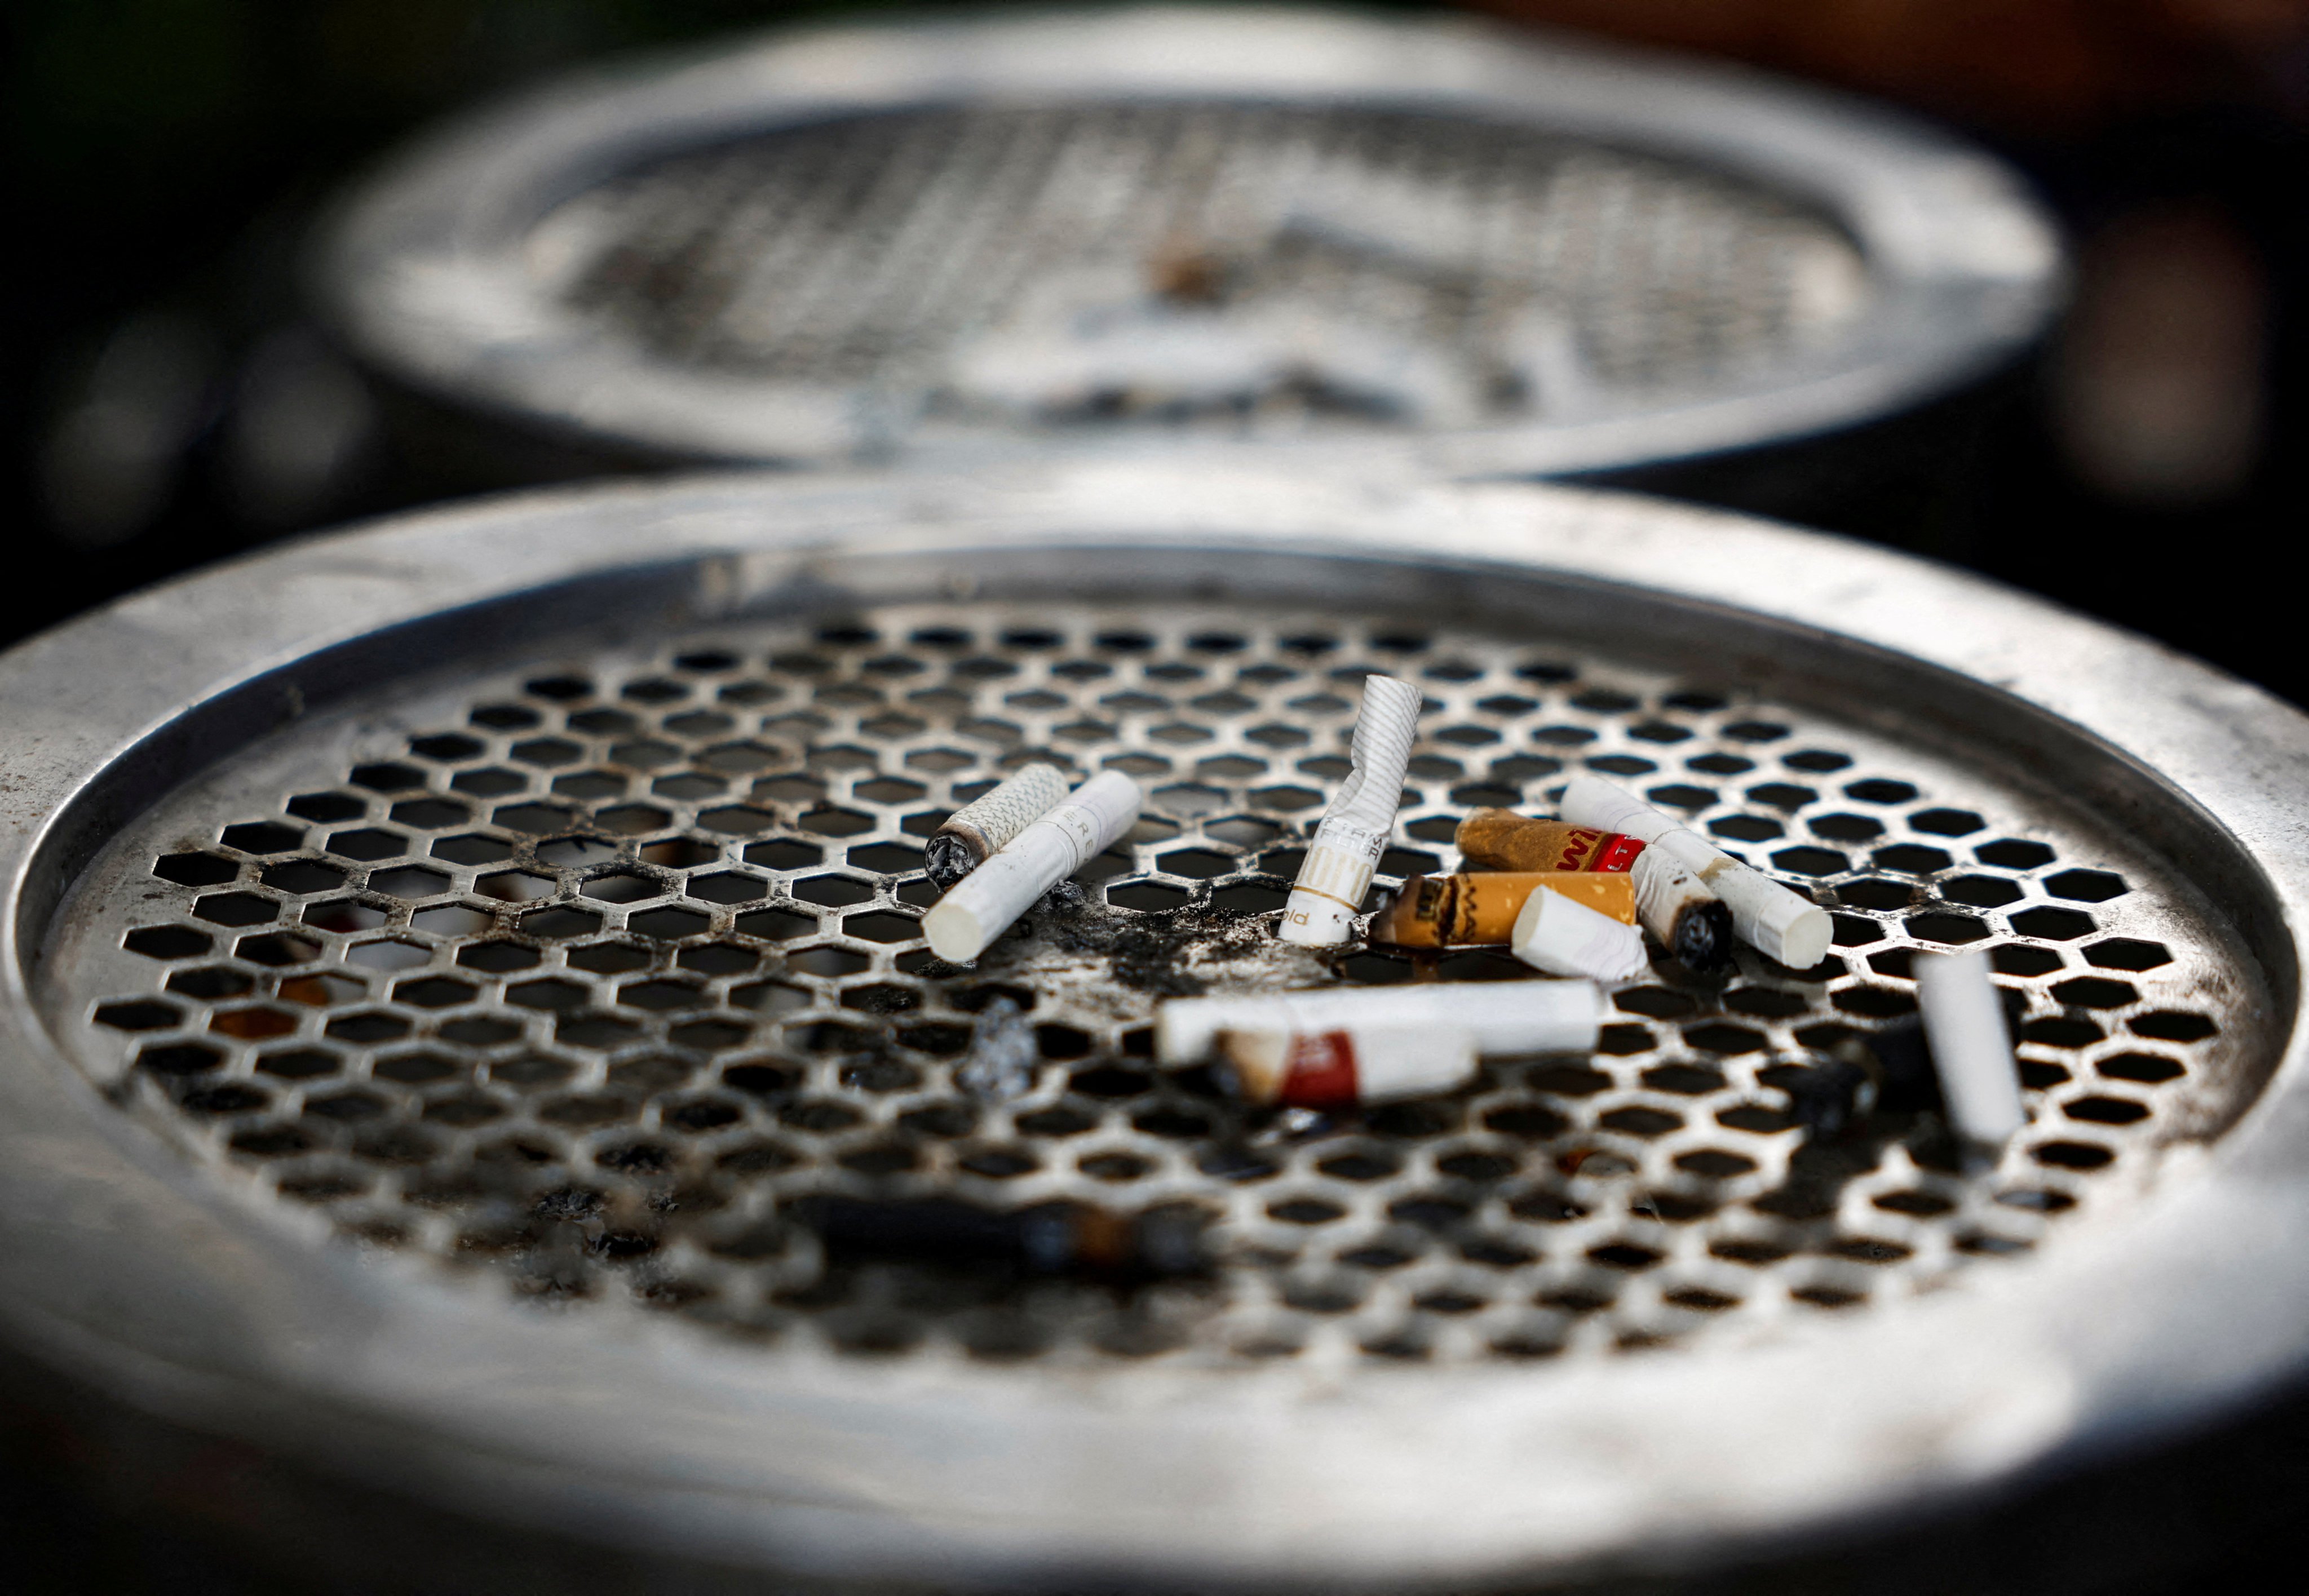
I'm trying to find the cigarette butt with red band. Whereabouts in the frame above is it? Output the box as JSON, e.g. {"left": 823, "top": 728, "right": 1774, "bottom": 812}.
{"left": 1455, "top": 810, "right": 1644, "bottom": 874}
{"left": 1214, "top": 1026, "right": 1479, "bottom": 1106}
{"left": 1371, "top": 871, "right": 1635, "bottom": 948}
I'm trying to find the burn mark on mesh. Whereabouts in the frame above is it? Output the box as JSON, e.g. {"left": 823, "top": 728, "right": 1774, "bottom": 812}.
{"left": 68, "top": 610, "right": 2236, "bottom": 1366}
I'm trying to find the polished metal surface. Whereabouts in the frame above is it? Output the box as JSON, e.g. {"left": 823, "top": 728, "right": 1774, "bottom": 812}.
{"left": 3, "top": 467, "right": 2305, "bottom": 1590}
{"left": 317, "top": 6, "right": 2058, "bottom": 477}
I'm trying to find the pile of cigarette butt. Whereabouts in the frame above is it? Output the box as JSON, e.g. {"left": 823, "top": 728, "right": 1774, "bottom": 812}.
{"left": 922, "top": 674, "right": 2027, "bottom": 1159}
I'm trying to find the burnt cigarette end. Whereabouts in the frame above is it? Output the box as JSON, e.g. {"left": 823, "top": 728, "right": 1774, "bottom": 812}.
{"left": 792, "top": 1194, "right": 1210, "bottom": 1280}
{"left": 923, "top": 831, "right": 977, "bottom": 890}
{"left": 1782, "top": 1056, "right": 1878, "bottom": 1141}
{"left": 1669, "top": 898, "right": 1736, "bottom": 973}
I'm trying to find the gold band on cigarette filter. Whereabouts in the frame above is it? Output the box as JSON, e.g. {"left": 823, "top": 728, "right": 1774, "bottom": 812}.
{"left": 1372, "top": 872, "right": 1636, "bottom": 948}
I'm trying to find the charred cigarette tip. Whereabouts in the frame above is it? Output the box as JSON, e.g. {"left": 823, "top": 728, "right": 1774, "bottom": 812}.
{"left": 927, "top": 762, "right": 1072, "bottom": 888}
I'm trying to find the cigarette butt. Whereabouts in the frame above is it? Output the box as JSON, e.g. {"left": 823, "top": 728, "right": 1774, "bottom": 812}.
{"left": 926, "top": 763, "right": 1071, "bottom": 888}
{"left": 1558, "top": 777, "right": 1830, "bottom": 969}
{"left": 1914, "top": 950, "right": 2025, "bottom": 1147}
{"left": 1510, "top": 884, "right": 1650, "bottom": 982}
{"left": 1372, "top": 871, "right": 1634, "bottom": 948}
{"left": 793, "top": 1195, "right": 1208, "bottom": 1278}
{"left": 1279, "top": 674, "right": 1422, "bottom": 947}
{"left": 923, "top": 770, "right": 1141, "bottom": 962}
{"left": 1629, "top": 850, "right": 1735, "bottom": 973}
{"left": 1215, "top": 1026, "right": 1478, "bottom": 1106}
{"left": 1455, "top": 810, "right": 1646, "bottom": 874}
{"left": 1453, "top": 809, "right": 1732, "bottom": 970}
{"left": 1157, "top": 979, "right": 1603, "bottom": 1067}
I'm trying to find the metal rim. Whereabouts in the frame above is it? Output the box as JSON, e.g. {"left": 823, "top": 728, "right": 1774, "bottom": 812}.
{"left": 4, "top": 464, "right": 2304, "bottom": 1589}
{"left": 314, "top": 3, "right": 2061, "bottom": 478}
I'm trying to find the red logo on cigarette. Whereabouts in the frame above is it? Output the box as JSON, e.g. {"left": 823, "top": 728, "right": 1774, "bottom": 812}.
{"left": 1591, "top": 832, "right": 1647, "bottom": 873}
{"left": 1280, "top": 1031, "right": 1360, "bottom": 1107}
{"left": 1554, "top": 827, "right": 1604, "bottom": 871}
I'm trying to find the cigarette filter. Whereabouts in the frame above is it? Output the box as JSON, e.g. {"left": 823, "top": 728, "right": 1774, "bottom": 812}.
{"left": 925, "top": 762, "right": 1071, "bottom": 888}
{"left": 923, "top": 770, "right": 1142, "bottom": 963}
{"left": 1454, "top": 810, "right": 1647, "bottom": 874}
{"left": 1370, "top": 871, "right": 1634, "bottom": 948}
{"left": 1557, "top": 777, "right": 1833, "bottom": 969}
{"left": 1215, "top": 1026, "right": 1478, "bottom": 1107}
{"left": 1453, "top": 809, "right": 1732, "bottom": 971}
{"left": 1914, "top": 950, "right": 2025, "bottom": 1147}
{"left": 1510, "top": 884, "right": 1650, "bottom": 982}
{"left": 1156, "top": 978, "right": 1603, "bottom": 1067}
{"left": 1279, "top": 673, "right": 1422, "bottom": 947}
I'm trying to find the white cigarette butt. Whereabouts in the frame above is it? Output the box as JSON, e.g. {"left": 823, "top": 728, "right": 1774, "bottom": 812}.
{"left": 926, "top": 762, "right": 1070, "bottom": 886}
{"left": 1278, "top": 674, "right": 1422, "bottom": 946}
{"left": 1914, "top": 950, "right": 2025, "bottom": 1147}
{"left": 1157, "top": 979, "right": 1603, "bottom": 1067}
{"left": 923, "top": 770, "right": 1142, "bottom": 963}
{"left": 1511, "top": 884, "right": 1649, "bottom": 982}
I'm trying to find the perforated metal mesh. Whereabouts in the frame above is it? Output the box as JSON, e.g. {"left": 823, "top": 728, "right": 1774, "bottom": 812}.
{"left": 46, "top": 605, "right": 2248, "bottom": 1367}
{"left": 532, "top": 103, "right": 1868, "bottom": 433}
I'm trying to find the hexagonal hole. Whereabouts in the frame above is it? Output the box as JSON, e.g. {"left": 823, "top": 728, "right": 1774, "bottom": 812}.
{"left": 2011, "top": 907, "right": 2097, "bottom": 941}
{"left": 392, "top": 976, "right": 476, "bottom": 1010}
{"left": 1772, "top": 846, "right": 1847, "bottom": 877}
{"left": 464, "top": 871, "right": 548, "bottom": 905}
{"left": 388, "top": 798, "right": 469, "bottom": 830}
{"left": 2131, "top": 1011, "right": 2217, "bottom": 1042}
{"left": 95, "top": 1000, "right": 180, "bottom": 1032}
{"left": 368, "top": 866, "right": 450, "bottom": 899}
{"left": 494, "top": 803, "right": 579, "bottom": 835}
{"left": 2051, "top": 976, "right": 2139, "bottom": 1009}
{"left": 326, "top": 828, "right": 408, "bottom": 862}
{"left": 154, "top": 852, "right": 239, "bottom": 887}
{"left": 1108, "top": 881, "right": 1190, "bottom": 911}
{"left": 434, "top": 834, "right": 515, "bottom": 866}
{"left": 125, "top": 926, "right": 212, "bottom": 960}
{"left": 1905, "top": 912, "right": 1988, "bottom": 945}
{"left": 620, "top": 980, "right": 707, "bottom": 1012}
{"left": 520, "top": 906, "right": 602, "bottom": 939}
{"left": 1992, "top": 945, "right": 2065, "bottom": 977}
{"left": 791, "top": 875, "right": 874, "bottom": 908}
{"left": 194, "top": 893, "right": 276, "bottom": 927}
{"left": 2099, "top": 1052, "right": 2185, "bottom": 1084}
{"left": 2046, "top": 869, "right": 2127, "bottom": 903}
{"left": 1941, "top": 875, "right": 2022, "bottom": 908}
{"left": 289, "top": 792, "right": 368, "bottom": 823}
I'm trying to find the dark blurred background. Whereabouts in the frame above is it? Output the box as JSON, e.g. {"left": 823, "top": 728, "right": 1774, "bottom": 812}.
{"left": 10, "top": 0, "right": 2309, "bottom": 690}
{"left": 8, "top": 1, "right": 2309, "bottom": 1589}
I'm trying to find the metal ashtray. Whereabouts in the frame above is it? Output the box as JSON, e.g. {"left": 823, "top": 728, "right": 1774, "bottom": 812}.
{"left": 3, "top": 464, "right": 2301, "bottom": 1589}
{"left": 316, "top": 5, "right": 2059, "bottom": 488}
